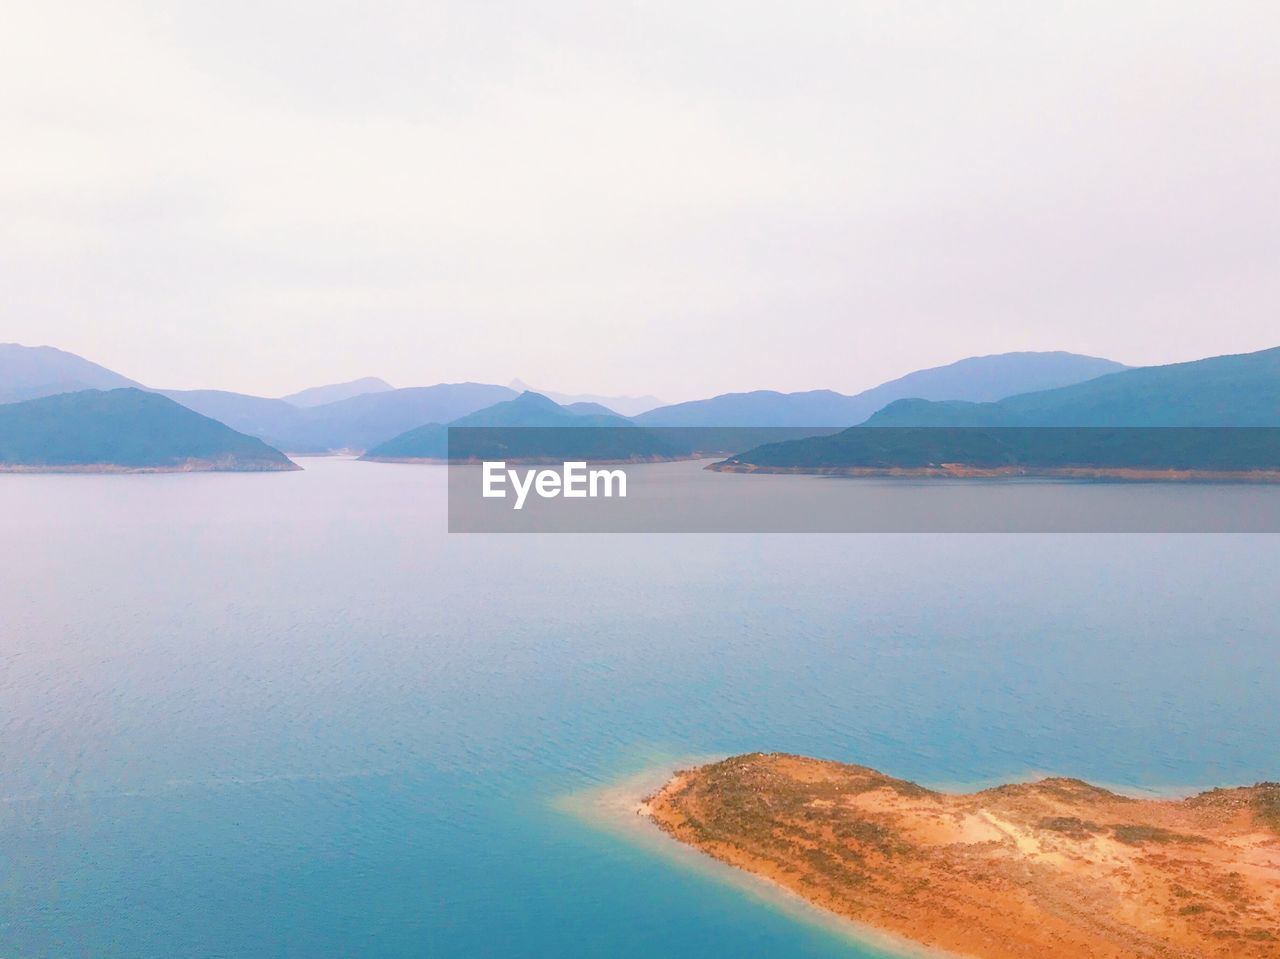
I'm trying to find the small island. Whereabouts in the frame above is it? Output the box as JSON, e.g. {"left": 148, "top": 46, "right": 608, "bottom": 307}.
{"left": 643, "top": 754, "right": 1280, "bottom": 958}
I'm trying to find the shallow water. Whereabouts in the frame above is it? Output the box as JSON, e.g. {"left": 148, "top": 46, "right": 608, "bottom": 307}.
{"left": 2, "top": 457, "right": 1277, "bottom": 957}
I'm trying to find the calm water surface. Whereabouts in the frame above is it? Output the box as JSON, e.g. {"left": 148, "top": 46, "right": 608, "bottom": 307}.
{"left": 2, "top": 458, "right": 1278, "bottom": 957}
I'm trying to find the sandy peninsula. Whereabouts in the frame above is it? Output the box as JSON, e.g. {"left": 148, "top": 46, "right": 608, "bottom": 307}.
{"left": 644, "top": 753, "right": 1280, "bottom": 958}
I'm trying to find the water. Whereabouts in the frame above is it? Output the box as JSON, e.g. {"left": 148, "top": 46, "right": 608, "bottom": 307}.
{"left": 2, "top": 458, "right": 1278, "bottom": 958}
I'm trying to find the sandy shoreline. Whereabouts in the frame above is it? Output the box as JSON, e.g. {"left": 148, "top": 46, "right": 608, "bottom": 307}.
{"left": 555, "top": 759, "right": 961, "bottom": 959}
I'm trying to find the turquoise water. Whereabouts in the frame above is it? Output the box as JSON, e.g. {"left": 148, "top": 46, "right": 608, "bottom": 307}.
{"left": 2, "top": 457, "right": 1278, "bottom": 957}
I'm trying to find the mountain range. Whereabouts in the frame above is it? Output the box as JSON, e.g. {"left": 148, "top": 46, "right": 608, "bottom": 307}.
{"left": 865, "top": 346, "right": 1280, "bottom": 427}
{"left": 2, "top": 344, "right": 1136, "bottom": 453}
{"left": 160, "top": 383, "right": 517, "bottom": 452}
{"left": 361, "top": 391, "right": 668, "bottom": 462}
{"left": 716, "top": 347, "right": 1280, "bottom": 475}
{"left": 281, "top": 377, "right": 394, "bottom": 408}
{"left": 634, "top": 352, "right": 1126, "bottom": 426}
{"left": 1, "top": 344, "right": 517, "bottom": 451}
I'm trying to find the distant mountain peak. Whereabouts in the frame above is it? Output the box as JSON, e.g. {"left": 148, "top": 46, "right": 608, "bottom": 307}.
{"left": 506, "top": 390, "right": 564, "bottom": 413}
{"left": 0, "top": 342, "right": 143, "bottom": 403}
{"left": 281, "top": 376, "right": 394, "bottom": 408}
{"left": 507, "top": 379, "right": 664, "bottom": 417}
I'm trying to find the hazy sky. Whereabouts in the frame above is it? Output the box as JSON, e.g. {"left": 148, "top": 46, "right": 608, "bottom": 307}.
{"left": 3, "top": 1, "right": 1277, "bottom": 400}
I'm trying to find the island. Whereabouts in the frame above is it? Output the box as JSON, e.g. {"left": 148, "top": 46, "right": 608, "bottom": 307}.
{"left": 643, "top": 753, "right": 1280, "bottom": 958}
{"left": 710, "top": 426, "right": 1280, "bottom": 481}
{"left": 0, "top": 388, "right": 300, "bottom": 472}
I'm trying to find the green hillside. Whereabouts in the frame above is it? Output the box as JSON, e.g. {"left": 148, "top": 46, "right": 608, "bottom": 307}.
{"left": 0, "top": 389, "right": 299, "bottom": 471}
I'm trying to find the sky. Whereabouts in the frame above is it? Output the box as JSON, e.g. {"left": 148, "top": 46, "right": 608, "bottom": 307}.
{"left": 2, "top": 1, "right": 1278, "bottom": 401}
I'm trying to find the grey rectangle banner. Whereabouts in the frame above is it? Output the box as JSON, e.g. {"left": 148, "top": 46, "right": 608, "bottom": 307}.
{"left": 444, "top": 427, "right": 1280, "bottom": 533}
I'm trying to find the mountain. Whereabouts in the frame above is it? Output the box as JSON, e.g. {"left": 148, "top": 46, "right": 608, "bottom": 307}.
{"left": 281, "top": 377, "right": 394, "bottom": 408}
{"left": 290, "top": 384, "right": 518, "bottom": 451}
{"left": 850, "top": 351, "right": 1127, "bottom": 411}
{"left": 362, "top": 391, "right": 673, "bottom": 461}
{"left": 0, "top": 343, "right": 142, "bottom": 403}
{"left": 564, "top": 401, "right": 624, "bottom": 417}
{"left": 0, "top": 389, "right": 298, "bottom": 472}
{"left": 445, "top": 391, "right": 633, "bottom": 429}
{"left": 865, "top": 346, "right": 1280, "bottom": 427}
{"left": 508, "top": 379, "right": 664, "bottom": 417}
{"left": 636, "top": 389, "right": 858, "bottom": 427}
{"left": 158, "top": 389, "right": 316, "bottom": 452}
{"left": 162, "top": 383, "right": 517, "bottom": 452}
{"left": 635, "top": 352, "right": 1127, "bottom": 427}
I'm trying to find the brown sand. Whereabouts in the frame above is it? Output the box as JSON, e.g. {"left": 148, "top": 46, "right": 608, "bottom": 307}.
{"left": 645, "top": 753, "right": 1280, "bottom": 958}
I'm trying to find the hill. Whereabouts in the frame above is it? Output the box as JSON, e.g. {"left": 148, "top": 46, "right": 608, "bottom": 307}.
{"left": 866, "top": 346, "right": 1280, "bottom": 426}
{"left": 362, "top": 392, "right": 678, "bottom": 462}
{"left": 0, "top": 389, "right": 299, "bottom": 472}
{"left": 281, "top": 376, "right": 394, "bottom": 408}
{"left": 635, "top": 352, "right": 1125, "bottom": 426}
{"left": 0, "top": 343, "right": 142, "bottom": 403}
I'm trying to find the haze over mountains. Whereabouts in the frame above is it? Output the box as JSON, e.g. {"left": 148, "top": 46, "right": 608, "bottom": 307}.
{"left": 281, "top": 377, "right": 395, "bottom": 408}
{"left": 2, "top": 344, "right": 1136, "bottom": 453}
{"left": 719, "top": 347, "right": 1280, "bottom": 475}
{"left": 865, "top": 347, "right": 1280, "bottom": 427}
{"left": 160, "top": 383, "right": 517, "bottom": 452}
{"left": 507, "top": 380, "right": 664, "bottom": 417}
{"left": 5, "top": 342, "right": 1279, "bottom": 473}
{"left": 2, "top": 344, "right": 517, "bottom": 450}
{"left": 634, "top": 352, "right": 1126, "bottom": 427}
{"left": 0, "top": 343, "right": 142, "bottom": 403}
{"left": 363, "top": 391, "right": 661, "bottom": 462}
